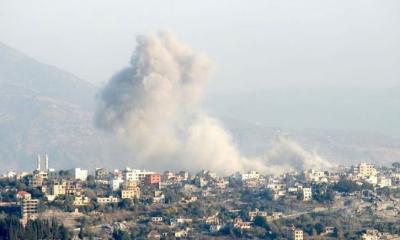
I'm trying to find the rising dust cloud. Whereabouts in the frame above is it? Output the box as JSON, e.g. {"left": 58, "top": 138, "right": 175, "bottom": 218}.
{"left": 95, "top": 32, "right": 332, "bottom": 175}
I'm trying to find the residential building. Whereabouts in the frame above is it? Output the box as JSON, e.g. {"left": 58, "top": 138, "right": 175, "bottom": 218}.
{"left": 378, "top": 177, "right": 392, "bottom": 188}
{"left": 174, "top": 230, "right": 188, "bottom": 238}
{"left": 233, "top": 217, "right": 251, "bottom": 229}
{"left": 48, "top": 169, "right": 58, "bottom": 180}
{"left": 302, "top": 187, "right": 312, "bottom": 201}
{"left": 304, "top": 169, "right": 328, "bottom": 183}
{"left": 30, "top": 173, "right": 45, "bottom": 187}
{"left": 69, "top": 168, "right": 88, "bottom": 181}
{"left": 121, "top": 180, "right": 140, "bottom": 199}
{"left": 97, "top": 196, "right": 119, "bottom": 204}
{"left": 151, "top": 216, "right": 163, "bottom": 223}
{"left": 50, "top": 182, "right": 67, "bottom": 196}
{"left": 123, "top": 168, "right": 154, "bottom": 182}
{"left": 110, "top": 178, "right": 124, "bottom": 191}
{"left": 145, "top": 173, "right": 161, "bottom": 185}
{"left": 21, "top": 198, "right": 39, "bottom": 222}
{"left": 95, "top": 168, "right": 108, "bottom": 180}
{"left": 4, "top": 171, "right": 16, "bottom": 179}
{"left": 66, "top": 181, "right": 82, "bottom": 196}
{"left": 354, "top": 163, "right": 377, "bottom": 177}
{"left": 290, "top": 227, "right": 304, "bottom": 240}
{"left": 177, "top": 171, "right": 189, "bottom": 181}
{"left": 73, "top": 196, "right": 90, "bottom": 206}
{"left": 16, "top": 191, "right": 31, "bottom": 201}
{"left": 241, "top": 170, "right": 260, "bottom": 181}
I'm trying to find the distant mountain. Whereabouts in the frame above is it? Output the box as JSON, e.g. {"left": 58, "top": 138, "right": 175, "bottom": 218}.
{"left": 205, "top": 87, "right": 400, "bottom": 137}
{"left": 0, "top": 42, "right": 96, "bottom": 109}
{"left": 0, "top": 42, "right": 119, "bottom": 171}
{"left": 206, "top": 92, "right": 400, "bottom": 167}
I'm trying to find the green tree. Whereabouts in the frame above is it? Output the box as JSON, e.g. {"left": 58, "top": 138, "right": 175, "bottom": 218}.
{"left": 113, "top": 229, "right": 131, "bottom": 240}
{"left": 253, "top": 216, "right": 270, "bottom": 231}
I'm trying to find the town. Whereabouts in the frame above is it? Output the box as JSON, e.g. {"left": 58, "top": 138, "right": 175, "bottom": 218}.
{"left": 1, "top": 155, "right": 400, "bottom": 240}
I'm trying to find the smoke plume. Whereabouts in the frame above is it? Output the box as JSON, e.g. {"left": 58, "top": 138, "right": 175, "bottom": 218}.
{"left": 96, "top": 32, "right": 332, "bottom": 175}
{"left": 261, "top": 137, "right": 333, "bottom": 175}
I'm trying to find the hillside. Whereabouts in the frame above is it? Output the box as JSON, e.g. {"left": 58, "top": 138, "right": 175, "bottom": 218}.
{"left": 0, "top": 42, "right": 109, "bottom": 170}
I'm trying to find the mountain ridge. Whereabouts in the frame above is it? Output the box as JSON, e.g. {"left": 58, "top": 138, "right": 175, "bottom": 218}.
{"left": 0, "top": 41, "right": 105, "bottom": 170}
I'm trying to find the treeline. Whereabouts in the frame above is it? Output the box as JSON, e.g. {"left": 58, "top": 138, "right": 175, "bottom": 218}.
{"left": 332, "top": 178, "right": 373, "bottom": 193}
{"left": 0, "top": 217, "right": 69, "bottom": 240}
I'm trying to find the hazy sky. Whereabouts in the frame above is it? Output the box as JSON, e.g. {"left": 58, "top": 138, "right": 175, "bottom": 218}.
{"left": 0, "top": 0, "right": 399, "bottom": 94}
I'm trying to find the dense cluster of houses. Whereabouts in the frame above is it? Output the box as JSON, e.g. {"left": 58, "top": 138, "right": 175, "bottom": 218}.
{"left": 1, "top": 155, "right": 400, "bottom": 238}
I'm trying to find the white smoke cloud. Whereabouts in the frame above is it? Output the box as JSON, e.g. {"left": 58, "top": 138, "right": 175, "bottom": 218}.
{"left": 261, "top": 137, "right": 333, "bottom": 175}
{"left": 96, "top": 32, "right": 332, "bottom": 175}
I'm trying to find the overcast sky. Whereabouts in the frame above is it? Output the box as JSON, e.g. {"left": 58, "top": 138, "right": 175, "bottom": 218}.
{"left": 0, "top": 0, "right": 399, "bottom": 94}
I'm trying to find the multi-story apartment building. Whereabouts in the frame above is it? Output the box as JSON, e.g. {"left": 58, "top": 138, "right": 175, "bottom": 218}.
{"left": 50, "top": 181, "right": 67, "bottom": 196}
{"left": 121, "top": 180, "right": 141, "bottom": 199}
{"left": 95, "top": 168, "right": 108, "bottom": 180}
{"left": 302, "top": 187, "right": 312, "bottom": 201}
{"left": 19, "top": 191, "right": 39, "bottom": 223}
{"left": 123, "top": 168, "right": 155, "bottom": 182}
{"left": 145, "top": 173, "right": 161, "bottom": 185}
{"left": 66, "top": 181, "right": 82, "bottom": 196}
{"left": 290, "top": 227, "right": 304, "bottom": 240}
{"left": 69, "top": 168, "right": 88, "bottom": 181}
{"left": 353, "top": 163, "right": 377, "bottom": 177}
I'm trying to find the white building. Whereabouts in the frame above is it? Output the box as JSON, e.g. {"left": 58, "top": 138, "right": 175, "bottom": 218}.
{"left": 302, "top": 187, "right": 312, "bottom": 201}
{"left": 70, "top": 168, "right": 88, "bottom": 181}
{"left": 110, "top": 178, "right": 124, "bottom": 191}
{"left": 123, "top": 168, "right": 154, "bottom": 182}
{"left": 366, "top": 175, "right": 378, "bottom": 185}
{"left": 304, "top": 169, "right": 328, "bottom": 183}
{"left": 377, "top": 177, "right": 392, "bottom": 188}
{"left": 97, "top": 196, "right": 119, "bottom": 204}
{"left": 267, "top": 183, "right": 285, "bottom": 191}
{"left": 241, "top": 170, "right": 260, "bottom": 181}
{"left": 4, "top": 171, "right": 16, "bottom": 179}
{"left": 151, "top": 216, "right": 163, "bottom": 223}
